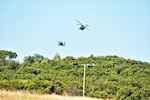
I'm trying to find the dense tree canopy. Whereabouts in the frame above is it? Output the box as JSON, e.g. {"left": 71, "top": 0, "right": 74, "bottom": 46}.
{"left": 0, "top": 50, "right": 150, "bottom": 99}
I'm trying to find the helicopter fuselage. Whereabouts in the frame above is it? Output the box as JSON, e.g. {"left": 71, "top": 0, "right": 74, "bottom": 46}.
{"left": 58, "top": 42, "right": 65, "bottom": 46}
{"left": 80, "top": 25, "right": 86, "bottom": 30}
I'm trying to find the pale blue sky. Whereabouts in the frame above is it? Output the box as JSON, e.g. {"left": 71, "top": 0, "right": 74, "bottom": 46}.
{"left": 0, "top": 0, "right": 150, "bottom": 62}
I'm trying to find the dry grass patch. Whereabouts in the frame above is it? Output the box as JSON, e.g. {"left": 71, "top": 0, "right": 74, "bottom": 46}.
{"left": 0, "top": 90, "right": 53, "bottom": 100}
{"left": 0, "top": 90, "right": 108, "bottom": 100}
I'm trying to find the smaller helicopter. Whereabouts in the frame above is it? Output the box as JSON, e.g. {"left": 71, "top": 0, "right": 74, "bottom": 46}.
{"left": 76, "top": 20, "right": 90, "bottom": 31}
{"left": 57, "top": 41, "right": 66, "bottom": 46}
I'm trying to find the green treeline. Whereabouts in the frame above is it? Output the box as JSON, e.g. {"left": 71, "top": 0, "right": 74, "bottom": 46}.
{"left": 0, "top": 50, "right": 150, "bottom": 99}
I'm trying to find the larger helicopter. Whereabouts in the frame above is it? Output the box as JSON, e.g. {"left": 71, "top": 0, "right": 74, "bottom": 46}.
{"left": 76, "top": 20, "right": 90, "bottom": 31}
{"left": 57, "top": 41, "right": 66, "bottom": 46}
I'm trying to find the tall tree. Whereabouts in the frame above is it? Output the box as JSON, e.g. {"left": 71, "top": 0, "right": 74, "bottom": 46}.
{"left": 0, "top": 50, "right": 17, "bottom": 65}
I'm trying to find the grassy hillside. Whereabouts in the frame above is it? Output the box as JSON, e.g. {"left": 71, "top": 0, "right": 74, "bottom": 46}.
{"left": 0, "top": 50, "right": 150, "bottom": 99}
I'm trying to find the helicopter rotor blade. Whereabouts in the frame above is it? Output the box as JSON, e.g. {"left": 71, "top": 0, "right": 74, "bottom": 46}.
{"left": 77, "top": 24, "right": 81, "bottom": 26}
{"left": 76, "top": 20, "right": 83, "bottom": 25}
{"left": 85, "top": 24, "right": 90, "bottom": 27}
{"left": 53, "top": 41, "right": 63, "bottom": 43}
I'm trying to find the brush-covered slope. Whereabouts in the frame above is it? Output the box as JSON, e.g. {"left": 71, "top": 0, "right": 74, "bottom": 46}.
{"left": 0, "top": 50, "right": 150, "bottom": 99}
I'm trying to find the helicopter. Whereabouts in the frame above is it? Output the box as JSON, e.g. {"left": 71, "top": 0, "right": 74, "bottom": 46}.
{"left": 76, "top": 20, "right": 90, "bottom": 31}
{"left": 57, "top": 41, "right": 66, "bottom": 46}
